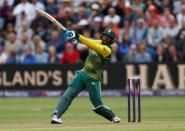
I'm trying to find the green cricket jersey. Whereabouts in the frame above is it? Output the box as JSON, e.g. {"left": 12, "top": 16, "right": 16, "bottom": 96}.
{"left": 82, "top": 49, "right": 111, "bottom": 80}
{"left": 82, "top": 44, "right": 111, "bottom": 80}
{"left": 77, "top": 34, "right": 112, "bottom": 81}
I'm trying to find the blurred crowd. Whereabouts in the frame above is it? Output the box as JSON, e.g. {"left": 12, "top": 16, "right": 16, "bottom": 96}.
{"left": 0, "top": 0, "right": 185, "bottom": 64}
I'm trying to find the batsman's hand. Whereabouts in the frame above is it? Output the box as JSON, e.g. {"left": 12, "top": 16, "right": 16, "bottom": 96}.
{"left": 64, "top": 30, "right": 78, "bottom": 45}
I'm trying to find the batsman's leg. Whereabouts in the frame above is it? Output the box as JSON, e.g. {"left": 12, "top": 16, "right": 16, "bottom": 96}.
{"left": 51, "top": 72, "right": 85, "bottom": 124}
{"left": 85, "top": 77, "right": 121, "bottom": 123}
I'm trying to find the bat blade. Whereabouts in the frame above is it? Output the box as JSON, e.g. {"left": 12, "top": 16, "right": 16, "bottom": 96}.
{"left": 36, "top": 8, "right": 66, "bottom": 30}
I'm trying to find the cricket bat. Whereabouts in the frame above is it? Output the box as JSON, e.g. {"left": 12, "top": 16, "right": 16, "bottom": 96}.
{"left": 35, "top": 8, "right": 67, "bottom": 31}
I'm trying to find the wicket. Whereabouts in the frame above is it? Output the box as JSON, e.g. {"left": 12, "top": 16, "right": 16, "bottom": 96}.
{"left": 127, "top": 77, "right": 141, "bottom": 122}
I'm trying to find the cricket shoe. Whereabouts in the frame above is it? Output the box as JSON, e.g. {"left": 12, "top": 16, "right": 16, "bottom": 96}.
{"left": 112, "top": 116, "right": 121, "bottom": 123}
{"left": 51, "top": 114, "right": 63, "bottom": 124}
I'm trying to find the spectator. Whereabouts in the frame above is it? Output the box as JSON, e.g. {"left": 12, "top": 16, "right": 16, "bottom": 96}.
{"left": 31, "top": 10, "right": 47, "bottom": 32}
{"left": 77, "top": 19, "right": 89, "bottom": 33}
{"left": 19, "top": 34, "right": 34, "bottom": 55}
{"left": 48, "top": 45, "right": 59, "bottom": 63}
{"left": 154, "top": 44, "right": 167, "bottom": 62}
{"left": 21, "top": 46, "right": 36, "bottom": 64}
{"left": 167, "top": 45, "right": 181, "bottom": 62}
{"left": 0, "top": 0, "right": 14, "bottom": 30}
{"left": 58, "top": 0, "right": 73, "bottom": 10}
{"left": 0, "top": 0, "right": 15, "bottom": 7}
{"left": 100, "top": 0, "right": 112, "bottom": 16}
{"left": 112, "top": 0, "right": 125, "bottom": 17}
{"left": 162, "top": 0, "right": 173, "bottom": 12}
{"left": 90, "top": 16, "right": 103, "bottom": 36}
{"left": 65, "top": 20, "right": 74, "bottom": 31}
{"left": 110, "top": 43, "right": 122, "bottom": 63}
{"left": 103, "top": 7, "right": 121, "bottom": 26}
{"left": 47, "top": 30, "right": 64, "bottom": 53}
{"left": 32, "top": 35, "right": 46, "bottom": 52}
{"left": 35, "top": 45, "right": 48, "bottom": 63}
{"left": 0, "top": 32, "right": 5, "bottom": 47}
{"left": 58, "top": 7, "right": 75, "bottom": 27}
{"left": 3, "top": 8, "right": 15, "bottom": 30}
{"left": 75, "top": 5, "right": 90, "bottom": 23}
{"left": 177, "top": 5, "right": 185, "bottom": 28}
{"left": 13, "top": 0, "right": 35, "bottom": 21}
{"left": 163, "top": 35, "right": 174, "bottom": 49}
{"left": 136, "top": 44, "right": 152, "bottom": 63}
{"left": 132, "top": 0, "right": 145, "bottom": 11}
{"left": 176, "top": 20, "right": 185, "bottom": 59}
{"left": 0, "top": 46, "right": 8, "bottom": 64}
{"left": 4, "top": 32, "right": 20, "bottom": 54}
{"left": 144, "top": 0, "right": 155, "bottom": 11}
{"left": 122, "top": 3, "right": 134, "bottom": 26}
{"left": 146, "top": 5, "right": 161, "bottom": 27}
{"left": 163, "top": 16, "right": 179, "bottom": 38}
{"left": 176, "top": 20, "right": 185, "bottom": 40}
{"left": 60, "top": 42, "right": 79, "bottom": 64}
{"left": 133, "top": 18, "right": 148, "bottom": 44}
{"left": 17, "top": 20, "right": 33, "bottom": 41}
{"left": 6, "top": 23, "right": 15, "bottom": 34}
{"left": 6, "top": 49, "right": 17, "bottom": 64}
{"left": 119, "top": 32, "right": 133, "bottom": 57}
{"left": 31, "top": 0, "right": 45, "bottom": 11}
{"left": 88, "top": 3, "right": 101, "bottom": 26}
{"left": 160, "top": 8, "right": 174, "bottom": 28}
{"left": 45, "top": 0, "right": 58, "bottom": 17}
{"left": 173, "top": 0, "right": 183, "bottom": 14}
{"left": 93, "top": 31, "right": 101, "bottom": 39}
{"left": 147, "top": 19, "right": 164, "bottom": 48}
{"left": 124, "top": 44, "right": 138, "bottom": 63}
{"left": 118, "top": 21, "right": 134, "bottom": 44}
{"left": 133, "top": 7, "right": 145, "bottom": 24}
{"left": 14, "top": 11, "right": 29, "bottom": 35}
{"left": 31, "top": 12, "right": 50, "bottom": 41}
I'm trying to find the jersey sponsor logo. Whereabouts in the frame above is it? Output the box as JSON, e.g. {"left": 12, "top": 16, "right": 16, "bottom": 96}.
{"left": 107, "top": 29, "right": 111, "bottom": 33}
{"left": 91, "top": 82, "right": 96, "bottom": 85}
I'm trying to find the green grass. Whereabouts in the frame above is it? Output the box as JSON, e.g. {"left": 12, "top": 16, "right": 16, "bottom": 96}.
{"left": 0, "top": 96, "right": 185, "bottom": 131}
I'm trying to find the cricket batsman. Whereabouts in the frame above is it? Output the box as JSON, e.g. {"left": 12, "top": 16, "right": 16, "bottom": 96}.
{"left": 51, "top": 29, "right": 121, "bottom": 124}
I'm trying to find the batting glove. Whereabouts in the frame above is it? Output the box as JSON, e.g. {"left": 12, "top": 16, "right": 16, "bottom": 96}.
{"left": 64, "top": 30, "right": 78, "bottom": 45}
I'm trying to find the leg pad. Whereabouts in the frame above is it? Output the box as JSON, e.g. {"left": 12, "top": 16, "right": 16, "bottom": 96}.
{"left": 93, "top": 105, "right": 115, "bottom": 121}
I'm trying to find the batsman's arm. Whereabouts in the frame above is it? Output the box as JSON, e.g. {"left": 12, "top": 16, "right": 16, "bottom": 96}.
{"left": 77, "top": 35, "right": 111, "bottom": 58}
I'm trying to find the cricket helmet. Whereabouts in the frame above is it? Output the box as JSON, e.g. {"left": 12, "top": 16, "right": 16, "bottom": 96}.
{"left": 101, "top": 29, "right": 115, "bottom": 44}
